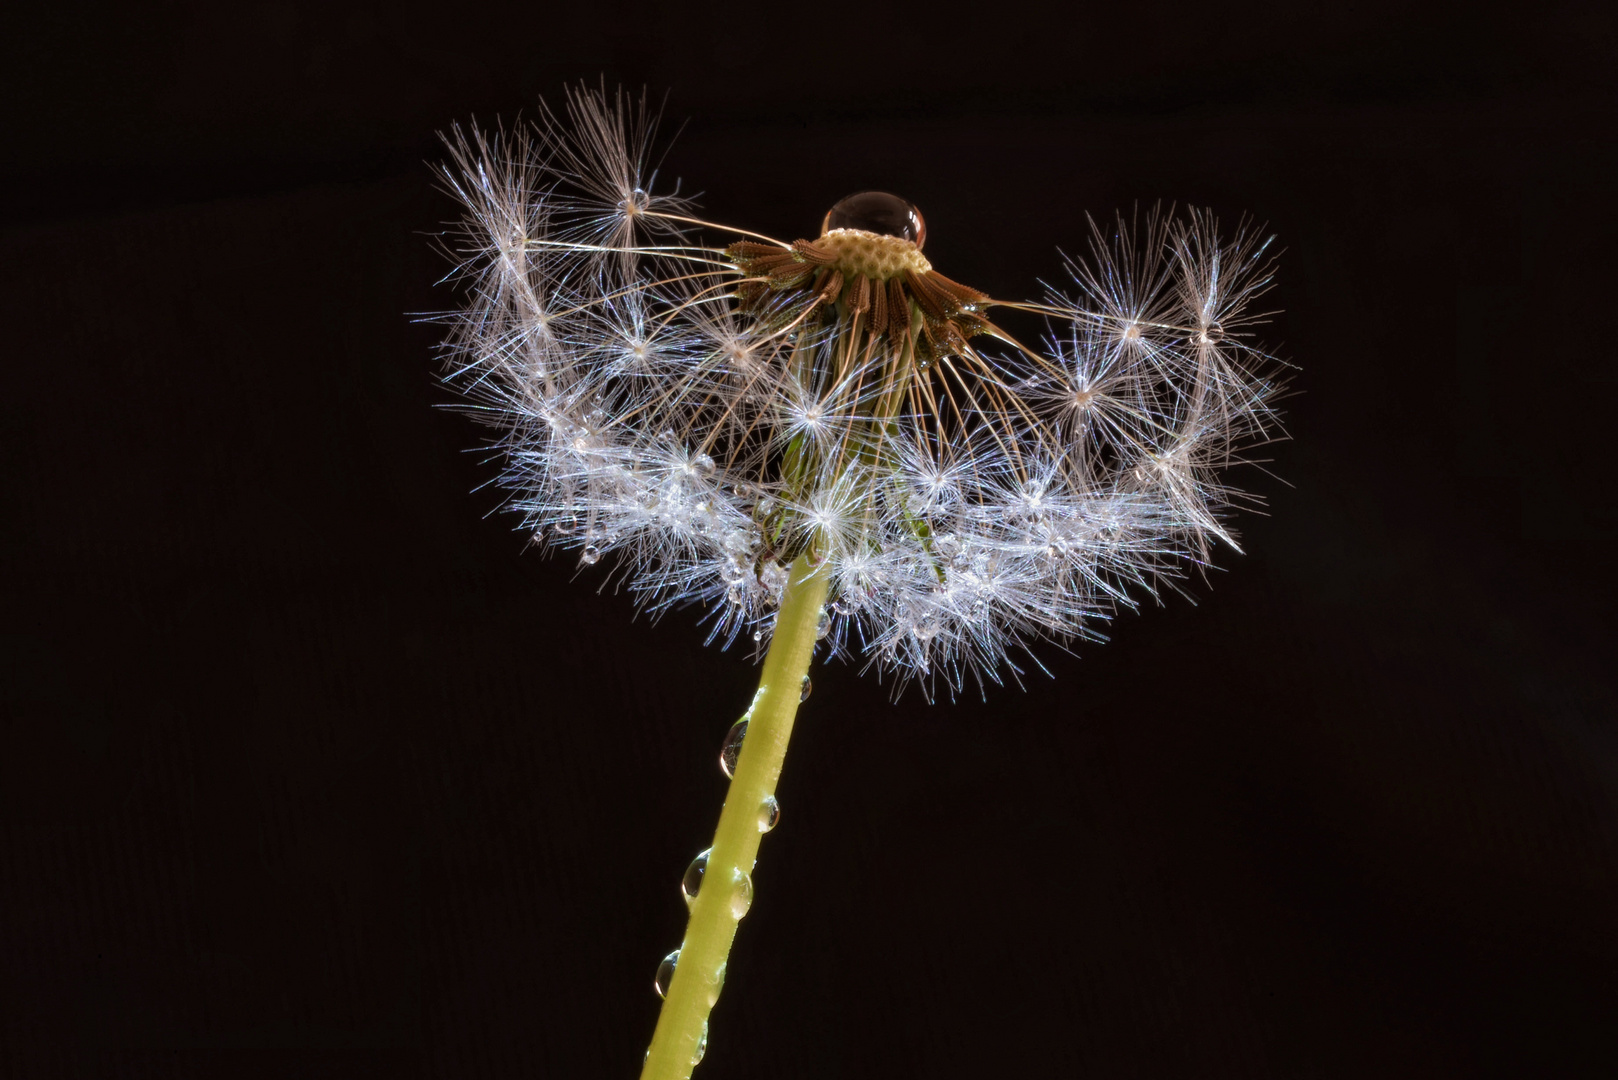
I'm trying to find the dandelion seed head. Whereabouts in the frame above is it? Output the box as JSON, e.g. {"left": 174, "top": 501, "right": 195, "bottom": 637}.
{"left": 436, "top": 86, "right": 1289, "bottom": 696}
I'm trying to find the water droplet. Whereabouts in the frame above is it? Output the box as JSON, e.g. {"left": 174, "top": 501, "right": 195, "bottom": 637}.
{"left": 916, "top": 355, "right": 932, "bottom": 372}
{"left": 552, "top": 516, "right": 577, "bottom": 536}
{"left": 751, "top": 628, "right": 764, "bottom": 643}
{"left": 692, "top": 1020, "right": 708, "bottom": 1065}
{"left": 758, "top": 794, "right": 780, "bottom": 833}
{"left": 758, "top": 559, "right": 788, "bottom": 598}
{"left": 706, "top": 961, "right": 723, "bottom": 1007}
{"left": 719, "top": 720, "right": 747, "bottom": 778}
{"left": 692, "top": 453, "right": 716, "bottom": 475}
{"left": 729, "top": 869, "right": 754, "bottom": 919}
{"left": 1207, "top": 321, "right": 1225, "bottom": 342}
{"left": 821, "top": 191, "right": 926, "bottom": 249}
{"left": 723, "top": 529, "right": 759, "bottom": 556}
{"left": 682, "top": 849, "right": 709, "bottom": 905}
{"left": 654, "top": 949, "right": 679, "bottom": 998}
{"left": 815, "top": 608, "right": 830, "bottom": 640}
{"left": 578, "top": 545, "right": 601, "bottom": 567}
{"left": 799, "top": 675, "right": 812, "bottom": 702}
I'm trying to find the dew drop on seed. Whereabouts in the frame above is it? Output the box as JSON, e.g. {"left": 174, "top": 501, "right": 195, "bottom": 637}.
{"left": 758, "top": 794, "right": 780, "bottom": 833}
{"left": 729, "top": 869, "right": 754, "bottom": 919}
{"left": 821, "top": 191, "right": 926, "bottom": 249}
{"left": 1206, "top": 321, "right": 1225, "bottom": 342}
{"left": 693, "top": 1020, "right": 708, "bottom": 1065}
{"left": 800, "top": 675, "right": 812, "bottom": 702}
{"left": 654, "top": 950, "right": 679, "bottom": 998}
{"left": 815, "top": 608, "right": 830, "bottom": 640}
{"left": 682, "top": 848, "right": 710, "bottom": 904}
{"left": 692, "top": 453, "right": 716, "bottom": 475}
{"left": 758, "top": 560, "right": 788, "bottom": 595}
{"left": 720, "top": 720, "right": 748, "bottom": 778}
{"left": 752, "top": 628, "right": 764, "bottom": 643}
{"left": 578, "top": 545, "right": 601, "bottom": 567}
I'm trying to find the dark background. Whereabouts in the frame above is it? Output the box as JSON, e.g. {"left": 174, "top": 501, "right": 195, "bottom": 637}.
{"left": 4, "top": 2, "right": 1616, "bottom": 1077}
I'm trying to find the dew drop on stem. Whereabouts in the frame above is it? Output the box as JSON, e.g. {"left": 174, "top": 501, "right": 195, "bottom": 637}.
{"left": 719, "top": 720, "right": 747, "bottom": 778}
{"left": 654, "top": 949, "right": 679, "bottom": 998}
{"left": 758, "top": 794, "right": 780, "bottom": 833}
{"left": 682, "top": 849, "right": 709, "bottom": 905}
{"left": 729, "top": 869, "right": 754, "bottom": 919}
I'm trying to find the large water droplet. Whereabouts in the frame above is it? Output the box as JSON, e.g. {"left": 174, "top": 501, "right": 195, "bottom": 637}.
{"left": 821, "top": 191, "right": 926, "bottom": 249}
{"left": 682, "top": 849, "right": 709, "bottom": 905}
{"left": 800, "top": 675, "right": 812, "bottom": 702}
{"left": 578, "top": 544, "right": 601, "bottom": 567}
{"left": 730, "top": 869, "right": 754, "bottom": 919}
{"left": 758, "top": 794, "right": 780, "bottom": 833}
{"left": 815, "top": 608, "right": 830, "bottom": 640}
{"left": 692, "top": 1020, "right": 708, "bottom": 1066}
{"left": 720, "top": 720, "right": 747, "bottom": 778}
{"left": 1206, "top": 321, "right": 1225, "bottom": 343}
{"left": 654, "top": 949, "right": 679, "bottom": 998}
{"left": 692, "top": 453, "right": 716, "bottom": 475}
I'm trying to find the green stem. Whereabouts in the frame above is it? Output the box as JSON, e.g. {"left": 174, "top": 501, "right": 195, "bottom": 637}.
{"left": 639, "top": 554, "right": 830, "bottom": 1080}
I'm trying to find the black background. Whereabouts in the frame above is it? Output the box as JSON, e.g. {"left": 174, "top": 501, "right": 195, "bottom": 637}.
{"left": 4, "top": 2, "right": 1616, "bottom": 1077}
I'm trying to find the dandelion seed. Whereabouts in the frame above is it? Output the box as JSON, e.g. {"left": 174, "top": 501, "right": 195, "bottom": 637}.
{"left": 435, "top": 85, "right": 1288, "bottom": 698}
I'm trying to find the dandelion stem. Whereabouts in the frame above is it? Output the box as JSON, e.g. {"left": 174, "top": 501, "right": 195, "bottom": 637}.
{"left": 640, "top": 554, "right": 830, "bottom": 1080}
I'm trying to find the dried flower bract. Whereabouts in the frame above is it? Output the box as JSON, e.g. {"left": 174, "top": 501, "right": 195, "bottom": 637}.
{"left": 436, "top": 86, "right": 1288, "bottom": 694}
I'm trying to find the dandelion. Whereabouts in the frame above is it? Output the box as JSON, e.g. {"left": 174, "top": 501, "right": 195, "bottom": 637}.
{"left": 435, "top": 84, "right": 1287, "bottom": 1080}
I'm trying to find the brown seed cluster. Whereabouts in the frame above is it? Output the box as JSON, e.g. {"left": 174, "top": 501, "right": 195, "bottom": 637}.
{"left": 728, "top": 228, "right": 991, "bottom": 360}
